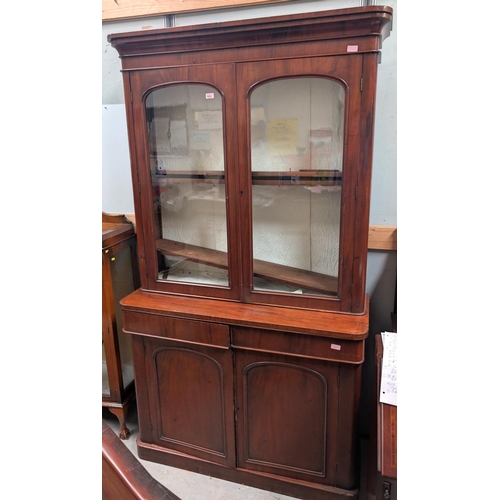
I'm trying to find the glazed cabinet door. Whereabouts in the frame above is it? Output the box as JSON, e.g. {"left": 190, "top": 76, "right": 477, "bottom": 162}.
{"left": 127, "top": 64, "right": 241, "bottom": 301}
{"left": 234, "top": 349, "right": 345, "bottom": 488}
{"left": 134, "top": 333, "right": 236, "bottom": 467}
{"left": 236, "top": 55, "right": 364, "bottom": 312}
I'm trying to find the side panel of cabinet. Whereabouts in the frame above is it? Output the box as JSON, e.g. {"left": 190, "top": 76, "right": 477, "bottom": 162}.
{"left": 135, "top": 334, "right": 236, "bottom": 467}
{"left": 234, "top": 348, "right": 344, "bottom": 487}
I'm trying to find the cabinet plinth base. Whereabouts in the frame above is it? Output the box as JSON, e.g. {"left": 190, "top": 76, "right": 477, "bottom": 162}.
{"left": 136, "top": 438, "right": 359, "bottom": 500}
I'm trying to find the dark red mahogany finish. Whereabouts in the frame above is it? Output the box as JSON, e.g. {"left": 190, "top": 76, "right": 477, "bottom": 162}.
{"left": 110, "top": 6, "right": 392, "bottom": 499}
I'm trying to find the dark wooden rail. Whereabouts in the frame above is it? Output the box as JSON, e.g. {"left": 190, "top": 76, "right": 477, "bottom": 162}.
{"left": 102, "top": 421, "right": 181, "bottom": 500}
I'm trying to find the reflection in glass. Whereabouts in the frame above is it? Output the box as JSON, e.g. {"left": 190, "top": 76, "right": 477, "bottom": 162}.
{"left": 102, "top": 343, "right": 110, "bottom": 396}
{"left": 250, "top": 78, "right": 345, "bottom": 297}
{"left": 113, "top": 247, "right": 135, "bottom": 388}
{"left": 146, "top": 85, "right": 229, "bottom": 287}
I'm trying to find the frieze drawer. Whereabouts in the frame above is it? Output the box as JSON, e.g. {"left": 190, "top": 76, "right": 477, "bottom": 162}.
{"left": 231, "top": 327, "right": 364, "bottom": 364}
{"left": 123, "top": 311, "right": 230, "bottom": 349}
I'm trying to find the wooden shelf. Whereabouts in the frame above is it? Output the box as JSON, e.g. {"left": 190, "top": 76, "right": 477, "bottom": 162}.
{"left": 156, "top": 238, "right": 338, "bottom": 294}
{"left": 253, "top": 170, "right": 342, "bottom": 186}
{"left": 157, "top": 239, "right": 227, "bottom": 268}
{"left": 154, "top": 171, "right": 225, "bottom": 184}
{"left": 153, "top": 170, "right": 342, "bottom": 187}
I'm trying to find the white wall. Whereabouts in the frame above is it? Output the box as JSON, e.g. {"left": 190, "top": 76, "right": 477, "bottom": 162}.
{"left": 102, "top": 105, "right": 135, "bottom": 214}
{"left": 102, "top": 16, "right": 166, "bottom": 105}
{"left": 173, "top": 0, "right": 360, "bottom": 25}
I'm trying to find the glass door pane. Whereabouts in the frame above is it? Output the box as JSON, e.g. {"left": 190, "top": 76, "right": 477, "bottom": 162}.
{"left": 250, "top": 77, "right": 344, "bottom": 297}
{"left": 146, "top": 84, "right": 229, "bottom": 287}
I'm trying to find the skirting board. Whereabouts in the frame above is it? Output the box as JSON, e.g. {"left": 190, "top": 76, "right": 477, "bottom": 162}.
{"left": 117, "top": 214, "right": 397, "bottom": 252}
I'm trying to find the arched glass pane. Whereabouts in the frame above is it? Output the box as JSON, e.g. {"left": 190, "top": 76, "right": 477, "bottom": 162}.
{"left": 250, "top": 77, "right": 344, "bottom": 297}
{"left": 146, "top": 85, "right": 229, "bottom": 287}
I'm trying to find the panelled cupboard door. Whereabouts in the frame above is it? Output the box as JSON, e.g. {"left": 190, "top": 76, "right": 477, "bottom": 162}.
{"left": 236, "top": 56, "right": 363, "bottom": 312}
{"left": 141, "top": 336, "right": 236, "bottom": 467}
{"left": 234, "top": 350, "right": 342, "bottom": 487}
{"left": 127, "top": 64, "right": 242, "bottom": 301}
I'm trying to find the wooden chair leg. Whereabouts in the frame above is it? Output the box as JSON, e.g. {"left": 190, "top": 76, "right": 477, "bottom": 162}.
{"left": 108, "top": 406, "right": 131, "bottom": 440}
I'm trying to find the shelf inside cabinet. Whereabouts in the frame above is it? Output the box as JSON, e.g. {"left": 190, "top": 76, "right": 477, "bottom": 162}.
{"left": 154, "top": 170, "right": 226, "bottom": 184}
{"left": 252, "top": 170, "right": 342, "bottom": 186}
{"left": 153, "top": 170, "right": 342, "bottom": 187}
{"left": 156, "top": 238, "right": 338, "bottom": 294}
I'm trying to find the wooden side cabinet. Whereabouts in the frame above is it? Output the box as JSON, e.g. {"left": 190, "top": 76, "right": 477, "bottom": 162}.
{"left": 367, "top": 326, "right": 397, "bottom": 500}
{"left": 374, "top": 333, "right": 397, "bottom": 500}
{"left": 102, "top": 213, "right": 139, "bottom": 439}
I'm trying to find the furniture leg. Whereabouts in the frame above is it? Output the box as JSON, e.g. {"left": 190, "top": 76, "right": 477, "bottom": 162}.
{"left": 109, "top": 405, "right": 131, "bottom": 440}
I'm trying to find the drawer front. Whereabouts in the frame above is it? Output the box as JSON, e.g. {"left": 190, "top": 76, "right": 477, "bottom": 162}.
{"left": 123, "top": 311, "right": 229, "bottom": 348}
{"left": 232, "top": 327, "right": 364, "bottom": 364}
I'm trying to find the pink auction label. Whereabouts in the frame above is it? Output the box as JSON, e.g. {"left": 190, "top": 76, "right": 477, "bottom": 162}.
{"left": 346, "top": 45, "right": 358, "bottom": 52}
{"left": 205, "top": 93, "right": 215, "bottom": 99}
{"left": 330, "top": 344, "right": 341, "bottom": 351}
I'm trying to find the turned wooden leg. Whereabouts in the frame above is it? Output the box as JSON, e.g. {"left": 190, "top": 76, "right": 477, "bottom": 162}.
{"left": 108, "top": 406, "right": 131, "bottom": 440}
